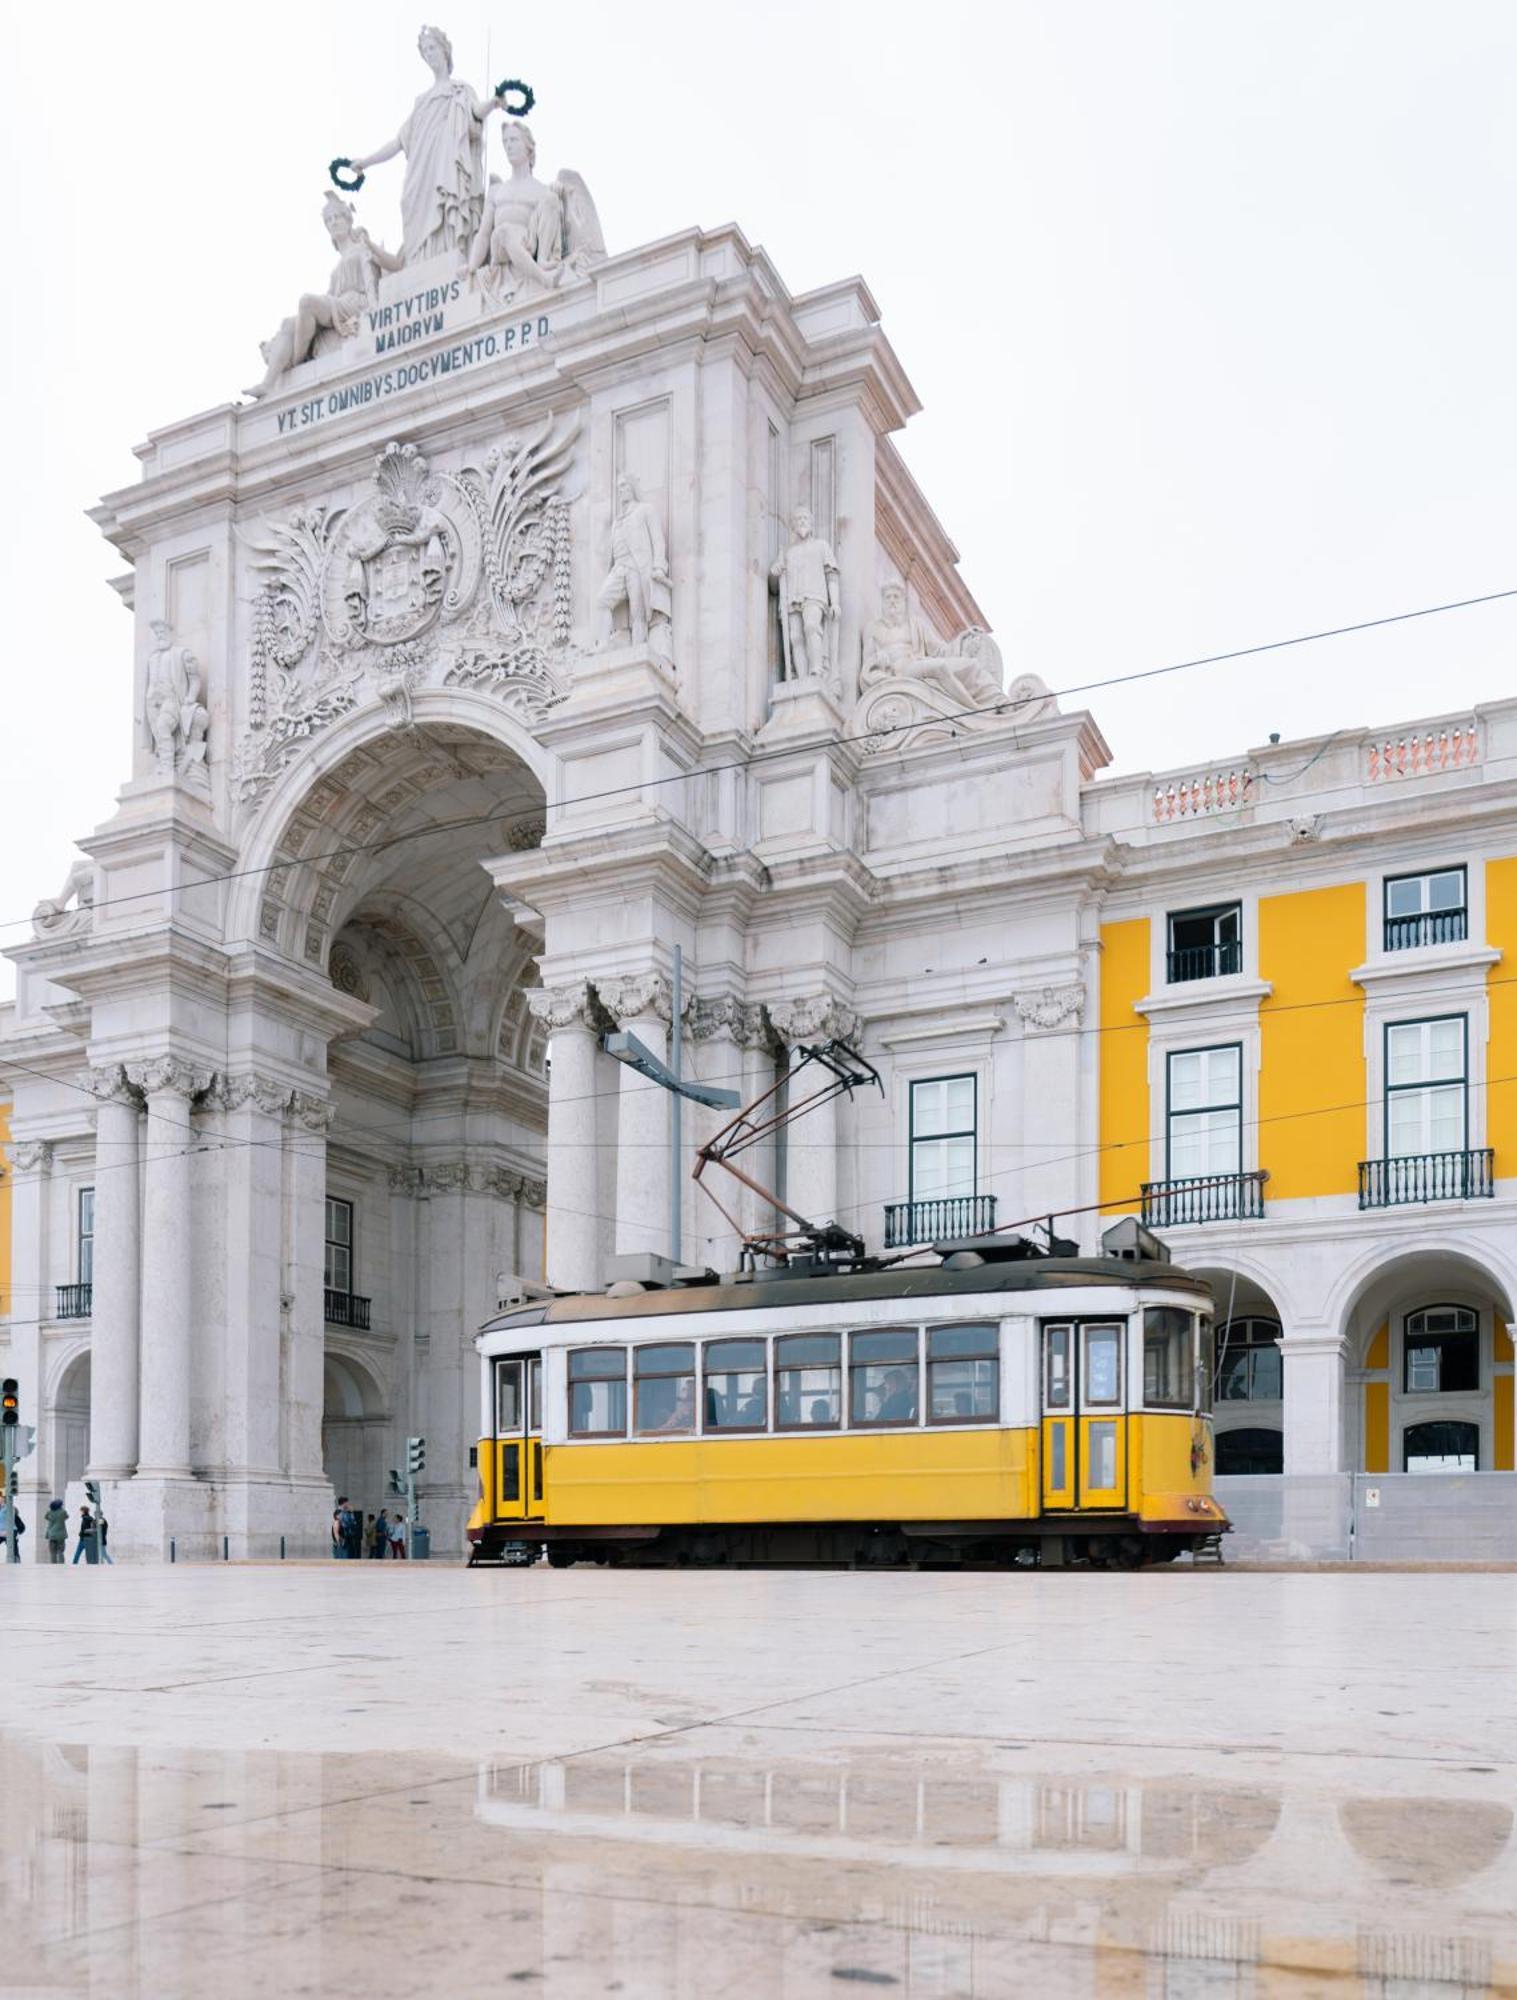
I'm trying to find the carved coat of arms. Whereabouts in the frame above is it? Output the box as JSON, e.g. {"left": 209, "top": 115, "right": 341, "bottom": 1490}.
{"left": 236, "top": 416, "right": 577, "bottom": 804}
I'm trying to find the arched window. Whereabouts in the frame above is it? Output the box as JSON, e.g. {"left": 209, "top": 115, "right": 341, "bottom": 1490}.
{"left": 1215, "top": 1318, "right": 1282, "bottom": 1402}
{"left": 1403, "top": 1419, "right": 1478, "bottom": 1473}
{"left": 1403, "top": 1306, "right": 1478, "bottom": 1394}
{"left": 1215, "top": 1427, "right": 1283, "bottom": 1476}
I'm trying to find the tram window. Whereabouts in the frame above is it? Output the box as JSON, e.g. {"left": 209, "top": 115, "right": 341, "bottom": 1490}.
{"left": 496, "top": 1363, "right": 522, "bottom": 1432}
{"left": 927, "top": 1323, "right": 998, "bottom": 1422}
{"left": 1144, "top": 1307, "right": 1195, "bottom": 1410}
{"left": 528, "top": 1358, "right": 541, "bottom": 1432}
{"left": 1044, "top": 1325, "right": 1072, "bottom": 1408}
{"left": 704, "top": 1338, "right": 768, "bottom": 1431}
{"left": 850, "top": 1328, "right": 920, "bottom": 1426}
{"left": 776, "top": 1333, "right": 841, "bottom": 1428}
{"left": 1083, "top": 1325, "right": 1122, "bottom": 1407}
{"left": 1197, "top": 1317, "right": 1215, "bottom": 1414}
{"left": 634, "top": 1343, "right": 696, "bottom": 1434}
{"left": 567, "top": 1347, "right": 628, "bottom": 1436}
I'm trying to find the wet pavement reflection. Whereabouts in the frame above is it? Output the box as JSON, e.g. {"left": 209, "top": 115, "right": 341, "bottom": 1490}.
{"left": 3, "top": 1731, "right": 1512, "bottom": 1997}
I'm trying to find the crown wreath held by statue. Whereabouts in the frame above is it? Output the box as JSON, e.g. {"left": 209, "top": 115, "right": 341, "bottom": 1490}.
{"left": 329, "top": 78, "right": 536, "bottom": 193}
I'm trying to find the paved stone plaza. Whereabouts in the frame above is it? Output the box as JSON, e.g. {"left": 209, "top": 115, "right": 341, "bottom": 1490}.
{"left": 0, "top": 1567, "right": 1513, "bottom": 1995}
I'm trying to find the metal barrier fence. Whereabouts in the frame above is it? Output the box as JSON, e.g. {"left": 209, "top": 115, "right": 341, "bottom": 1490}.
{"left": 1214, "top": 1471, "right": 1517, "bottom": 1562}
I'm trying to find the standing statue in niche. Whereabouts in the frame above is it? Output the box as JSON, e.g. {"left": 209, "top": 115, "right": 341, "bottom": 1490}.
{"left": 596, "top": 475, "right": 672, "bottom": 659}
{"left": 249, "top": 194, "right": 403, "bottom": 398}
{"left": 468, "top": 121, "right": 606, "bottom": 302}
{"left": 142, "top": 620, "right": 210, "bottom": 795}
{"left": 343, "top": 25, "right": 502, "bottom": 264}
{"left": 770, "top": 507, "right": 840, "bottom": 687}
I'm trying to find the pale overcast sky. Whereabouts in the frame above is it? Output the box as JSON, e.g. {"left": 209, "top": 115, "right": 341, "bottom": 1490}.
{"left": 3, "top": 1, "right": 1517, "bottom": 998}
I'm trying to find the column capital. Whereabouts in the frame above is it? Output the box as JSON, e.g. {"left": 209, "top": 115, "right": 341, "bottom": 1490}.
{"left": 600, "top": 970, "right": 683, "bottom": 1027}
{"left": 690, "top": 996, "right": 778, "bottom": 1051}
{"left": 10, "top": 1137, "right": 55, "bottom": 1175}
{"left": 79, "top": 1062, "right": 144, "bottom": 1109}
{"left": 770, "top": 993, "right": 861, "bottom": 1048}
{"left": 527, "top": 980, "right": 606, "bottom": 1034}
{"left": 1012, "top": 984, "right": 1085, "bottom": 1033}
{"left": 126, "top": 1055, "right": 213, "bottom": 1102}
{"left": 205, "top": 1072, "right": 294, "bottom": 1117}
{"left": 288, "top": 1090, "right": 335, "bottom": 1133}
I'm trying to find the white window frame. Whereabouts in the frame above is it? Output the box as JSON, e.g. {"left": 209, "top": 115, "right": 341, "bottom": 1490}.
{"left": 324, "top": 1195, "right": 354, "bottom": 1297}
{"left": 77, "top": 1185, "right": 95, "bottom": 1288}
{"left": 907, "top": 1073, "right": 979, "bottom": 1207}
{"left": 1164, "top": 1044, "right": 1244, "bottom": 1183}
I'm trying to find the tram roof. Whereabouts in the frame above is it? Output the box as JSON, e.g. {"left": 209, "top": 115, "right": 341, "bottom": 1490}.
{"left": 479, "top": 1255, "right": 1210, "bottom": 1337}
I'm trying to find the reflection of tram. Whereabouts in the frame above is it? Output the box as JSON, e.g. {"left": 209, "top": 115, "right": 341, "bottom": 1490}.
{"left": 467, "top": 1222, "right": 1227, "bottom": 1568}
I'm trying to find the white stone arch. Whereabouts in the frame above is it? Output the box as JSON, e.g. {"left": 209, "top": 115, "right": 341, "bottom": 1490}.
{"left": 225, "top": 690, "right": 554, "bottom": 958}
{"left": 321, "top": 1342, "right": 392, "bottom": 1514}
{"left": 47, "top": 1343, "right": 92, "bottom": 1495}
{"left": 1187, "top": 1258, "right": 1290, "bottom": 1477}
{"left": 334, "top": 893, "right": 468, "bottom": 1061}
{"left": 1333, "top": 1242, "right": 1516, "bottom": 1476}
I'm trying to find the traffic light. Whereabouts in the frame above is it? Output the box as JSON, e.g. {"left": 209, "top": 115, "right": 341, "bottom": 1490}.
{"left": 1, "top": 1379, "right": 17, "bottom": 1427}
{"left": 406, "top": 1435, "right": 426, "bottom": 1477}
{"left": 84, "top": 1480, "right": 101, "bottom": 1508}
{"left": 387, "top": 1469, "right": 404, "bottom": 1497}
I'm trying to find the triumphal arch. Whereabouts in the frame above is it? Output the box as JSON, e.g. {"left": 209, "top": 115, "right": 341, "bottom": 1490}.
{"left": 3, "top": 35, "right": 1088, "bottom": 1557}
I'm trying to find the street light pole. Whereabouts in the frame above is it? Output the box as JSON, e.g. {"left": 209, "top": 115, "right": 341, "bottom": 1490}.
{"left": 670, "top": 945, "right": 682, "bottom": 1265}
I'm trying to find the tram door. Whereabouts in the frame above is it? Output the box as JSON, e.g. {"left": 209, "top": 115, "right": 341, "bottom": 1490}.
{"left": 1040, "top": 1321, "right": 1127, "bottom": 1510}
{"left": 494, "top": 1355, "right": 544, "bottom": 1521}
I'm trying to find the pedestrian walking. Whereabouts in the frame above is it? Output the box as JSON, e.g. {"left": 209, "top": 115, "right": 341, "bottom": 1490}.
{"left": 0, "top": 1502, "right": 27, "bottom": 1559}
{"left": 44, "top": 1500, "right": 68, "bottom": 1563}
{"left": 73, "top": 1506, "right": 99, "bottom": 1564}
{"left": 97, "top": 1513, "right": 114, "bottom": 1565}
{"left": 370, "top": 1509, "right": 389, "bottom": 1558}
{"left": 343, "top": 1505, "right": 364, "bottom": 1561}
{"left": 331, "top": 1498, "right": 349, "bottom": 1558}
{"left": 387, "top": 1511, "right": 407, "bottom": 1559}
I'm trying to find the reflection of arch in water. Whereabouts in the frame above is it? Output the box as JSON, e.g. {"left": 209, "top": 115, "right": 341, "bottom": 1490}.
{"left": 1339, "top": 1797, "right": 1514, "bottom": 1890}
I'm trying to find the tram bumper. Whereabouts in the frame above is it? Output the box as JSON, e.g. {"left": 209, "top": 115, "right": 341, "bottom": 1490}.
{"left": 1137, "top": 1492, "right": 1231, "bottom": 1536}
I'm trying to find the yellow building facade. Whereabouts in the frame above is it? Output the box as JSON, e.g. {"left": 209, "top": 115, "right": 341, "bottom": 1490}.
{"left": 1092, "top": 712, "right": 1517, "bottom": 1545}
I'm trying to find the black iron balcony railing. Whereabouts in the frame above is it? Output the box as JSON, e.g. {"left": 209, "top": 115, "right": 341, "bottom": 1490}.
{"left": 1358, "top": 1148, "right": 1494, "bottom": 1209}
{"left": 1166, "top": 940, "right": 1242, "bottom": 984}
{"left": 1383, "top": 909, "right": 1467, "bottom": 952}
{"left": 55, "top": 1282, "right": 92, "bottom": 1320}
{"left": 324, "top": 1289, "right": 372, "bottom": 1329}
{"left": 1140, "top": 1171, "right": 1268, "bottom": 1228}
{"left": 883, "top": 1194, "right": 997, "bottom": 1249}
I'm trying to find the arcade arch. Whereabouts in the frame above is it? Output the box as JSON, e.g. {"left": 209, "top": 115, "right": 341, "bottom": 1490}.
{"left": 1339, "top": 1248, "right": 1515, "bottom": 1475}
{"left": 1190, "top": 1267, "right": 1285, "bottom": 1476}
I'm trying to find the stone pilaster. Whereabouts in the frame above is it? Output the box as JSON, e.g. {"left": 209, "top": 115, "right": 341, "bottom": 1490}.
{"left": 286, "top": 1091, "right": 334, "bottom": 1483}
{"left": 1012, "top": 984, "right": 1086, "bottom": 1232}
{"left": 601, "top": 972, "right": 677, "bottom": 1261}
{"left": 769, "top": 995, "right": 862, "bottom": 1234}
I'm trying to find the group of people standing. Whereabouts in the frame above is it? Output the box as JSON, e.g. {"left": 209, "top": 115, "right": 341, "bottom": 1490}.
{"left": 331, "top": 1496, "right": 407, "bottom": 1559}
{"left": 44, "top": 1500, "right": 111, "bottom": 1564}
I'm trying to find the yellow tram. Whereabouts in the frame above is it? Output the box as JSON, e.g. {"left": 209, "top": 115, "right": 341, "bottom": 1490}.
{"left": 467, "top": 1226, "right": 1228, "bottom": 1568}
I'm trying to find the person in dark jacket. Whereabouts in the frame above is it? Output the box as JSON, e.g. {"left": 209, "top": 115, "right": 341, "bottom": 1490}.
{"left": 44, "top": 1500, "right": 68, "bottom": 1563}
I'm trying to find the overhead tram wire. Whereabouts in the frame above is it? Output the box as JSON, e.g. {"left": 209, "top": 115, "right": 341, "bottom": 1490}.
{"left": 0, "top": 582, "right": 1513, "bottom": 940}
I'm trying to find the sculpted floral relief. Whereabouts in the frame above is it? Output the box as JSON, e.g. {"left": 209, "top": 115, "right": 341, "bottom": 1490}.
{"left": 236, "top": 415, "right": 579, "bottom": 803}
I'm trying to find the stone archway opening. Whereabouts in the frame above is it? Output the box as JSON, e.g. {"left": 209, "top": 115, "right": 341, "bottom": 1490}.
{"left": 1190, "top": 1268, "right": 1285, "bottom": 1476}
{"left": 257, "top": 718, "right": 551, "bottom": 1553}
{"left": 52, "top": 1350, "right": 91, "bottom": 1494}
{"left": 1342, "top": 1249, "right": 1515, "bottom": 1477}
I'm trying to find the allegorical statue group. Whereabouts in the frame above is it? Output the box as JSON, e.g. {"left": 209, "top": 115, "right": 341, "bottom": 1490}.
{"left": 251, "top": 24, "right": 605, "bottom": 399}
{"left": 243, "top": 24, "right": 1009, "bottom": 713}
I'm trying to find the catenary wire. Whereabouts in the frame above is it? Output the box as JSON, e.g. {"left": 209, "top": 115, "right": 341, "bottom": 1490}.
{"left": 0, "top": 583, "right": 1511, "bottom": 938}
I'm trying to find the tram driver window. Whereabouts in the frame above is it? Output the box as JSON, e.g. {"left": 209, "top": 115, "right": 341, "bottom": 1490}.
{"left": 634, "top": 1343, "right": 697, "bottom": 1434}
{"left": 703, "top": 1339, "right": 767, "bottom": 1431}
{"left": 927, "top": 1323, "right": 998, "bottom": 1421}
{"left": 851, "top": 1329, "right": 920, "bottom": 1426}
{"left": 776, "top": 1334, "right": 841, "bottom": 1427}
{"left": 1143, "top": 1308, "right": 1195, "bottom": 1410}
{"left": 567, "top": 1348, "right": 628, "bottom": 1436}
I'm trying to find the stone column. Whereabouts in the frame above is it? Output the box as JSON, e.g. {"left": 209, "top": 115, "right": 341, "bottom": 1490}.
{"left": 688, "top": 998, "right": 780, "bottom": 1267}
{"left": 286, "top": 1092, "right": 333, "bottom": 1483}
{"left": 1013, "top": 984, "right": 1087, "bottom": 1234}
{"left": 81, "top": 1067, "right": 144, "bottom": 1478}
{"left": 602, "top": 972, "right": 677, "bottom": 1262}
{"left": 214, "top": 1074, "right": 292, "bottom": 1491}
{"left": 529, "top": 983, "right": 607, "bottom": 1292}
{"left": 127, "top": 1058, "right": 209, "bottom": 1477}
{"left": 770, "top": 996, "right": 860, "bottom": 1237}
{"left": 8, "top": 1138, "right": 53, "bottom": 1536}
{"left": 1282, "top": 1332, "right": 1347, "bottom": 1474}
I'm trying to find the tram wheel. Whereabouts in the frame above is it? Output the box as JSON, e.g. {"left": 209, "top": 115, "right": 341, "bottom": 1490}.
{"left": 546, "top": 1548, "right": 576, "bottom": 1569}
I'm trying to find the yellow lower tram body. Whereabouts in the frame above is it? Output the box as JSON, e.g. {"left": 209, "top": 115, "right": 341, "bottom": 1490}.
{"left": 471, "top": 1423, "right": 1220, "bottom": 1567}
